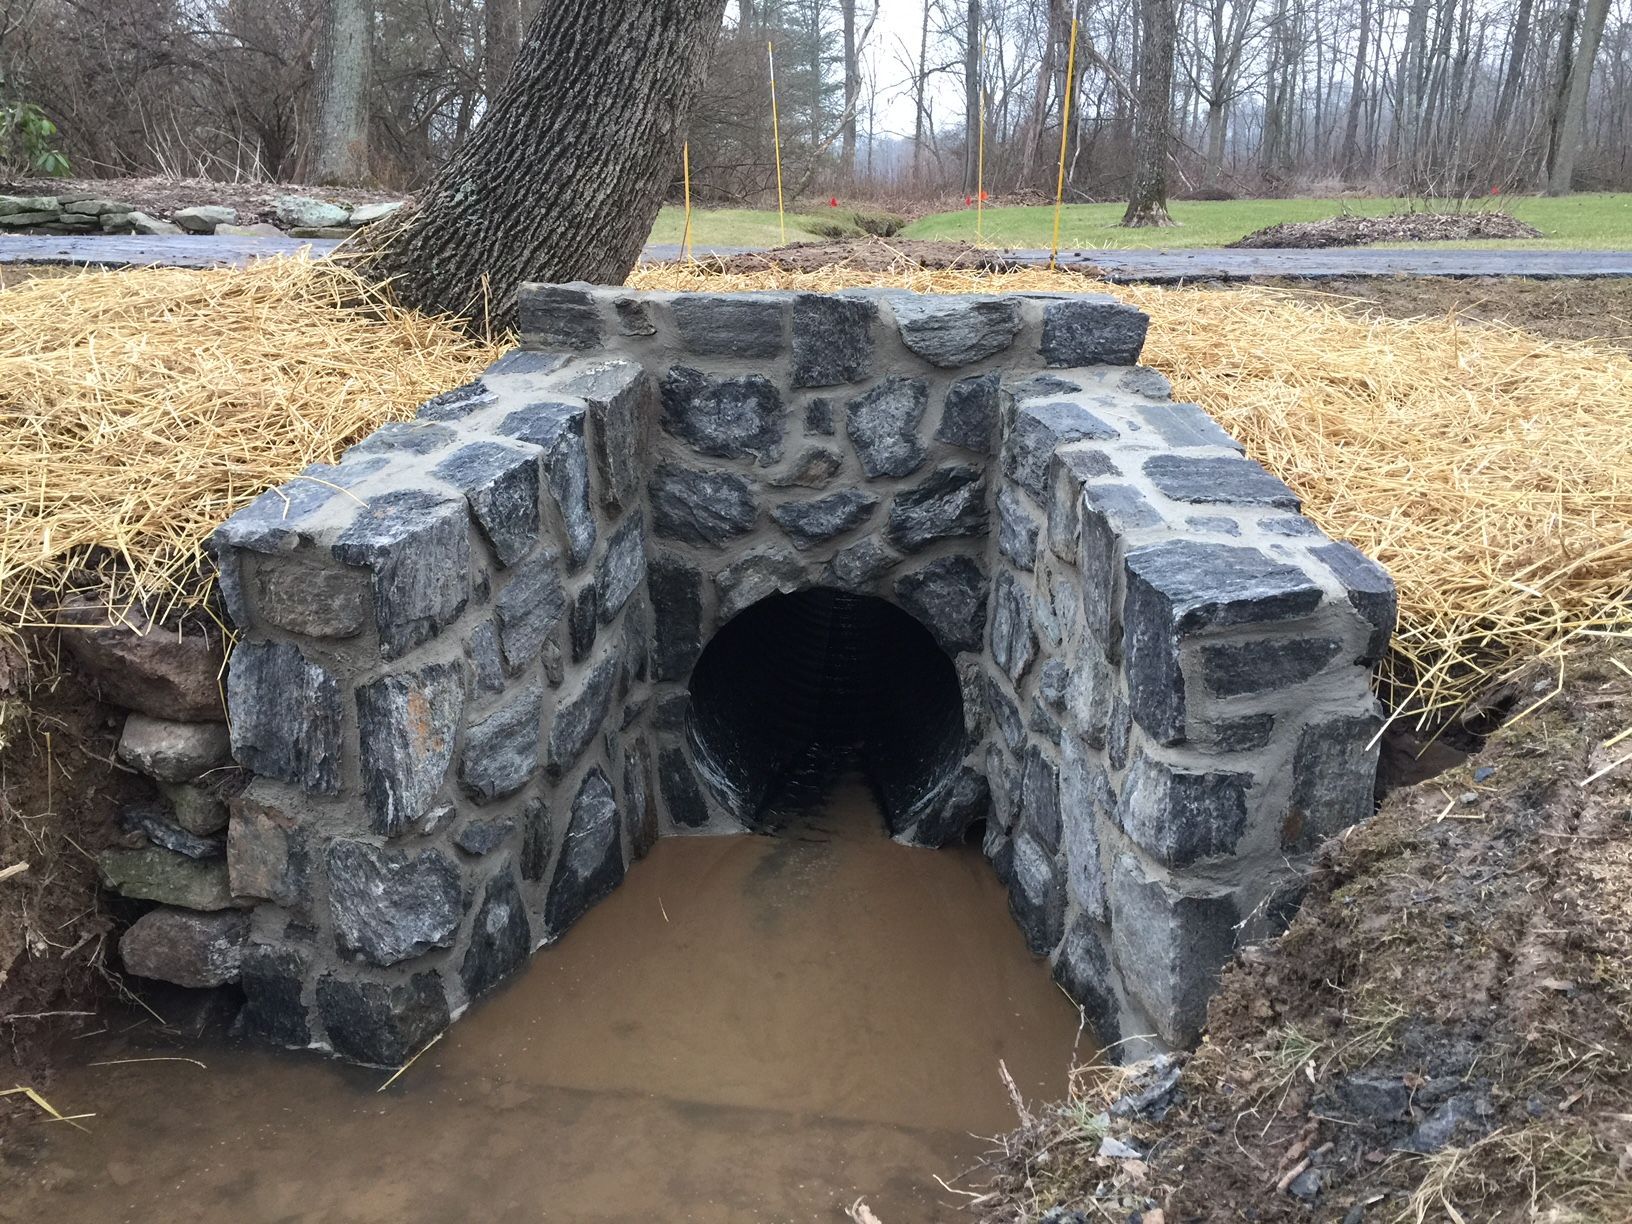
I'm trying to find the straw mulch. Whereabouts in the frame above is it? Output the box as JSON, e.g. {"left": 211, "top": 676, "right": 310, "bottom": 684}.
{"left": 0, "top": 258, "right": 502, "bottom": 633}
{"left": 632, "top": 261, "right": 1632, "bottom": 724}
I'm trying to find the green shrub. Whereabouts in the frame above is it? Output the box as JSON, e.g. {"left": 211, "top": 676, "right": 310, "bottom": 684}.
{"left": 0, "top": 100, "right": 69, "bottom": 177}
{"left": 849, "top": 209, "right": 908, "bottom": 237}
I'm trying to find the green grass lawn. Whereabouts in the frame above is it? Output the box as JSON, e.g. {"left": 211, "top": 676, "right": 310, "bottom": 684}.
{"left": 647, "top": 205, "right": 823, "bottom": 248}
{"left": 644, "top": 194, "right": 1632, "bottom": 251}
{"left": 905, "top": 193, "right": 1632, "bottom": 249}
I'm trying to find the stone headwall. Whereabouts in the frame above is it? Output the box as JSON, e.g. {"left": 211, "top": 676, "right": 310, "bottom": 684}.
{"left": 207, "top": 285, "right": 1394, "bottom": 1064}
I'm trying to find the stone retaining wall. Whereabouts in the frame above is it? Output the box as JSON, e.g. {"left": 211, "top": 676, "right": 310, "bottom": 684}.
{"left": 206, "top": 285, "right": 1394, "bottom": 1064}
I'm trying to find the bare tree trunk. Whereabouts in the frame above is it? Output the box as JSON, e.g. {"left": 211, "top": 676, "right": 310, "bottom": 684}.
{"left": 1547, "top": 0, "right": 1610, "bottom": 193}
{"left": 364, "top": 0, "right": 728, "bottom": 324}
{"left": 1122, "top": 0, "right": 1177, "bottom": 226}
{"left": 1492, "top": 0, "right": 1535, "bottom": 135}
{"left": 913, "top": 0, "right": 931, "bottom": 183}
{"left": 313, "top": 0, "right": 372, "bottom": 185}
{"left": 840, "top": 0, "right": 859, "bottom": 180}
{"left": 484, "top": 0, "right": 522, "bottom": 100}
{"left": 1340, "top": 0, "right": 1372, "bottom": 178}
{"left": 963, "top": 0, "right": 981, "bottom": 194}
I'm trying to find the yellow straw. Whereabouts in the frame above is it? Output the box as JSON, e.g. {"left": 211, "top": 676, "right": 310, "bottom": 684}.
{"left": 681, "top": 141, "right": 694, "bottom": 261}
{"left": 1049, "top": 8, "right": 1079, "bottom": 269}
{"left": 768, "top": 41, "right": 787, "bottom": 247}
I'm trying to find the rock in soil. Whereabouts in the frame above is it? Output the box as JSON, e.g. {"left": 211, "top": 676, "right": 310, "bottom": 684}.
{"left": 98, "top": 847, "right": 235, "bottom": 910}
{"left": 57, "top": 597, "right": 227, "bottom": 721}
{"left": 116, "top": 713, "right": 231, "bottom": 783}
{"left": 119, "top": 906, "right": 248, "bottom": 987}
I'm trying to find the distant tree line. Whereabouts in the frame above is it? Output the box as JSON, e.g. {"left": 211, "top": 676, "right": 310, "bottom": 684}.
{"left": 0, "top": 0, "right": 1626, "bottom": 198}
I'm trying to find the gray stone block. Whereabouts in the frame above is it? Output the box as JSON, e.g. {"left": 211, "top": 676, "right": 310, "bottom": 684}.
{"left": 1047, "top": 445, "right": 1121, "bottom": 564}
{"left": 346, "top": 421, "right": 458, "bottom": 458}
{"left": 623, "top": 737, "right": 658, "bottom": 860}
{"left": 227, "top": 640, "right": 343, "bottom": 793}
{"left": 1142, "top": 453, "right": 1300, "bottom": 510}
{"left": 614, "top": 296, "right": 656, "bottom": 336}
{"left": 936, "top": 372, "right": 1001, "bottom": 453}
{"left": 825, "top": 536, "right": 900, "bottom": 592}
{"left": 895, "top": 555, "right": 988, "bottom": 655}
{"left": 417, "top": 380, "right": 496, "bottom": 422}
{"left": 357, "top": 662, "right": 464, "bottom": 836}
{"left": 892, "top": 295, "right": 1021, "bottom": 367}
{"left": 495, "top": 550, "right": 567, "bottom": 671}
{"left": 1287, "top": 712, "right": 1383, "bottom": 850}
{"left": 660, "top": 366, "right": 785, "bottom": 464}
{"left": 670, "top": 293, "right": 786, "bottom": 357}
{"left": 546, "top": 654, "right": 619, "bottom": 777}
{"left": 98, "top": 847, "right": 234, "bottom": 910}
{"left": 521, "top": 796, "right": 552, "bottom": 882}
{"left": 997, "top": 485, "right": 1040, "bottom": 570}
{"left": 1123, "top": 540, "right": 1324, "bottom": 744}
{"left": 846, "top": 377, "right": 929, "bottom": 478}
{"left": 568, "top": 583, "right": 598, "bottom": 663}
{"left": 1312, "top": 542, "right": 1397, "bottom": 663}
{"left": 1007, "top": 832, "right": 1065, "bottom": 955}
{"left": 1201, "top": 636, "right": 1343, "bottom": 697}
{"left": 1052, "top": 914, "right": 1122, "bottom": 1046}
{"left": 716, "top": 550, "right": 804, "bottom": 622}
{"left": 1019, "top": 744, "right": 1062, "bottom": 853}
{"left": 1117, "top": 752, "right": 1251, "bottom": 868}
{"left": 1110, "top": 855, "right": 1237, "bottom": 1045}
{"left": 987, "top": 680, "right": 1025, "bottom": 753}
{"left": 327, "top": 840, "right": 463, "bottom": 967}
{"left": 227, "top": 792, "right": 309, "bottom": 910}
{"left": 120, "top": 907, "right": 248, "bottom": 988}
{"left": 545, "top": 768, "right": 624, "bottom": 933}
{"left": 769, "top": 446, "right": 844, "bottom": 490}
{"left": 649, "top": 464, "right": 758, "bottom": 544}
{"left": 240, "top": 943, "right": 311, "bottom": 1047}
{"left": 1125, "top": 400, "right": 1245, "bottom": 452}
{"left": 773, "top": 489, "right": 879, "bottom": 548}
{"left": 566, "top": 360, "right": 648, "bottom": 513}
{"left": 433, "top": 440, "right": 542, "bottom": 568}
{"left": 1060, "top": 736, "right": 1111, "bottom": 919}
{"left": 454, "top": 816, "right": 515, "bottom": 857}
{"left": 332, "top": 489, "right": 471, "bottom": 659}
{"left": 214, "top": 456, "right": 381, "bottom": 555}
{"left": 251, "top": 556, "right": 371, "bottom": 639}
{"left": 1039, "top": 299, "right": 1149, "bottom": 366}
{"left": 495, "top": 401, "right": 595, "bottom": 570}
{"left": 460, "top": 868, "right": 531, "bottom": 999}
{"left": 803, "top": 397, "right": 835, "bottom": 435}
{"left": 118, "top": 714, "right": 231, "bottom": 783}
{"left": 518, "top": 283, "right": 603, "bottom": 350}
{"left": 885, "top": 465, "right": 988, "bottom": 552}
{"left": 909, "top": 767, "right": 990, "bottom": 847}
{"left": 649, "top": 554, "right": 703, "bottom": 681}
{"left": 469, "top": 618, "right": 505, "bottom": 693}
{"left": 1078, "top": 482, "right": 1165, "bottom": 654}
{"left": 1003, "top": 400, "right": 1119, "bottom": 504}
{"left": 317, "top": 972, "right": 448, "bottom": 1066}
{"left": 989, "top": 570, "right": 1038, "bottom": 683}
{"left": 659, "top": 747, "right": 711, "bottom": 828}
{"left": 791, "top": 294, "right": 876, "bottom": 386}
{"left": 596, "top": 514, "right": 647, "bottom": 623}
{"left": 460, "top": 681, "right": 543, "bottom": 802}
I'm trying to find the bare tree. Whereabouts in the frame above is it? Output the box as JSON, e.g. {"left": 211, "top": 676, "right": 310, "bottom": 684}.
{"left": 1547, "top": 0, "right": 1611, "bottom": 193}
{"left": 365, "top": 0, "right": 728, "bottom": 323}
{"left": 1122, "top": 0, "right": 1176, "bottom": 225}
{"left": 313, "top": 0, "right": 372, "bottom": 184}
{"left": 484, "top": 0, "right": 522, "bottom": 99}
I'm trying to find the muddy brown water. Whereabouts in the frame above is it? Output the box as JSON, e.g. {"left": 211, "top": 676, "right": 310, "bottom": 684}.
{"left": 3, "top": 779, "right": 1087, "bottom": 1223}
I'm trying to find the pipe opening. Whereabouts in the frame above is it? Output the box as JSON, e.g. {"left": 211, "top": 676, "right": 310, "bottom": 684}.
{"left": 685, "top": 587, "right": 967, "bottom": 833}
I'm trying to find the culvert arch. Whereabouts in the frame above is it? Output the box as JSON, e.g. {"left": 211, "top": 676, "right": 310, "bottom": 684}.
{"left": 213, "top": 285, "right": 1396, "bottom": 1065}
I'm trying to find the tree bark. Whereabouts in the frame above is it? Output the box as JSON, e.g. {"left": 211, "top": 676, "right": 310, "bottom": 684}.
{"left": 1492, "top": 0, "right": 1534, "bottom": 136}
{"left": 364, "top": 0, "right": 728, "bottom": 324}
{"left": 1547, "top": 0, "right": 1610, "bottom": 194}
{"left": 1122, "top": 0, "right": 1177, "bottom": 225}
{"left": 313, "top": 0, "right": 372, "bottom": 185}
{"left": 840, "top": 0, "right": 860, "bottom": 180}
{"left": 963, "top": 0, "right": 981, "bottom": 194}
{"left": 912, "top": 0, "right": 931, "bottom": 182}
{"left": 1339, "top": 0, "right": 1371, "bottom": 178}
{"left": 483, "top": 0, "right": 522, "bottom": 100}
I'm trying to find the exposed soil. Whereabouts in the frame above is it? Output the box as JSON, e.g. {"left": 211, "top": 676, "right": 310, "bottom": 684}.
{"left": 708, "top": 237, "right": 1038, "bottom": 274}
{"left": 974, "top": 649, "right": 1632, "bottom": 1222}
{"left": 0, "top": 176, "right": 402, "bottom": 225}
{"left": 1229, "top": 211, "right": 1543, "bottom": 249}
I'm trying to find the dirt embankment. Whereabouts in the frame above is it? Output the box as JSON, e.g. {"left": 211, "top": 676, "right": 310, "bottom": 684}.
{"left": 1229, "top": 211, "right": 1543, "bottom": 249}
{"left": 974, "top": 650, "right": 1632, "bottom": 1222}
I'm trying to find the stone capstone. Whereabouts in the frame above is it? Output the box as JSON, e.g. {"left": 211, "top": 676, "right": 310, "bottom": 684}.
{"left": 518, "top": 284, "right": 603, "bottom": 350}
{"left": 327, "top": 840, "right": 464, "bottom": 967}
{"left": 316, "top": 972, "right": 448, "bottom": 1066}
{"left": 1142, "top": 453, "right": 1300, "bottom": 510}
{"left": 433, "top": 440, "right": 542, "bottom": 568}
{"left": 1313, "top": 541, "right": 1398, "bottom": 663}
{"left": 1039, "top": 298, "right": 1149, "bottom": 366}
{"left": 333, "top": 490, "right": 471, "bottom": 659}
{"left": 791, "top": 294, "right": 875, "bottom": 387}
{"left": 1004, "top": 401, "right": 1119, "bottom": 504}
{"left": 669, "top": 294, "right": 786, "bottom": 358}
{"left": 566, "top": 360, "right": 647, "bottom": 512}
{"left": 356, "top": 662, "right": 464, "bottom": 836}
{"left": 120, "top": 907, "right": 249, "bottom": 987}
{"left": 227, "top": 640, "right": 344, "bottom": 793}
{"left": 846, "top": 378, "right": 929, "bottom": 478}
{"left": 545, "top": 769, "right": 624, "bottom": 933}
{"left": 892, "top": 295, "right": 1021, "bottom": 367}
